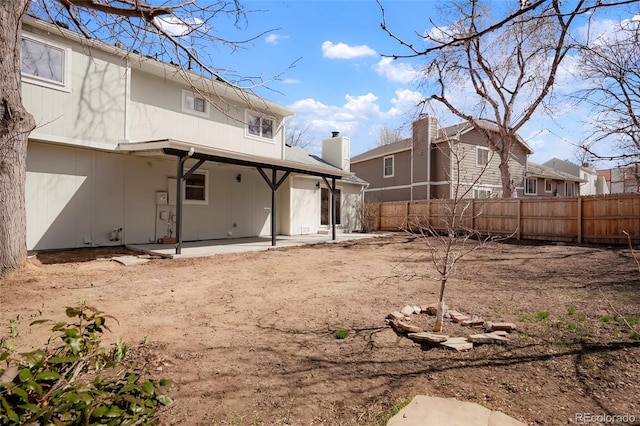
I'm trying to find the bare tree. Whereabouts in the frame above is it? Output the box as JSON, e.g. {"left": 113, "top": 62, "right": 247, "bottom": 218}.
{"left": 286, "top": 121, "right": 314, "bottom": 149}
{"left": 575, "top": 14, "right": 640, "bottom": 164}
{"left": 1, "top": 0, "right": 279, "bottom": 274}
{"left": 377, "top": 125, "right": 404, "bottom": 146}
{"left": 381, "top": 0, "right": 588, "bottom": 198}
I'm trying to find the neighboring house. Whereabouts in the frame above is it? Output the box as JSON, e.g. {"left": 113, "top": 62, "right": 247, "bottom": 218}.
{"left": 597, "top": 164, "right": 640, "bottom": 194}
{"left": 351, "top": 115, "right": 532, "bottom": 201}
{"left": 524, "top": 163, "right": 584, "bottom": 197}
{"left": 21, "top": 16, "right": 367, "bottom": 252}
{"left": 542, "top": 158, "right": 609, "bottom": 195}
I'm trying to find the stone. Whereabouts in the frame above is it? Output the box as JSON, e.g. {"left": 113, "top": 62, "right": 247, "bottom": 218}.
{"left": 387, "top": 395, "right": 527, "bottom": 426}
{"left": 468, "top": 332, "right": 509, "bottom": 344}
{"left": 485, "top": 322, "right": 516, "bottom": 332}
{"left": 407, "top": 332, "right": 450, "bottom": 343}
{"left": 412, "top": 306, "right": 421, "bottom": 314}
{"left": 452, "top": 314, "right": 471, "bottom": 323}
{"left": 391, "top": 320, "right": 423, "bottom": 334}
{"left": 387, "top": 311, "right": 405, "bottom": 321}
{"left": 401, "top": 305, "right": 415, "bottom": 316}
{"left": 421, "top": 303, "right": 448, "bottom": 316}
{"left": 462, "top": 316, "right": 485, "bottom": 327}
{"left": 441, "top": 337, "right": 473, "bottom": 351}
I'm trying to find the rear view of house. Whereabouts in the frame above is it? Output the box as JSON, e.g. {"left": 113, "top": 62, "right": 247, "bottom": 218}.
{"left": 22, "top": 17, "right": 366, "bottom": 253}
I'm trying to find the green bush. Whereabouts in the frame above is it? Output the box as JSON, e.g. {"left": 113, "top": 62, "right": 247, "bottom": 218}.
{"left": 0, "top": 304, "right": 171, "bottom": 425}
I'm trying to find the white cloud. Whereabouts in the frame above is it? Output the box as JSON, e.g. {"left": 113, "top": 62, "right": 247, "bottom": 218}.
{"left": 153, "top": 16, "right": 205, "bottom": 37}
{"left": 282, "top": 78, "right": 300, "bottom": 84}
{"left": 321, "top": 41, "right": 377, "bottom": 59}
{"left": 375, "top": 57, "right": 420, "bottom": 83}
{"left": 265, "top": 34, "right": 288, "bottom": 45}
{"left": 424, "top": 25, "right": 453, "bottom": 43}
{"left": 388, "top": 89, "right": 423, "bottom": 117}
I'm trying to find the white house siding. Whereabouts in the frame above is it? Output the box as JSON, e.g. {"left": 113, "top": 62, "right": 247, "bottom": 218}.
{"left": 21, "top": 25, "right": 127, "bottom": 149}
{"left": 340, "top": 183, "right": 363, "bottom": 233}
{"left": 127, "top": 70, "right": 283, "bottom": 159}
{"left": 287, "top": 176, "right": 322, "bottom": 235}
{"left": 26, "top": 142, "right": 279, "bottom": 250}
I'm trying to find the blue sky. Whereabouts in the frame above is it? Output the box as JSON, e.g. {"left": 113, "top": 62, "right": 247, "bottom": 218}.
{"left": 204, "top": 0, "right": 634, "bottom": 166}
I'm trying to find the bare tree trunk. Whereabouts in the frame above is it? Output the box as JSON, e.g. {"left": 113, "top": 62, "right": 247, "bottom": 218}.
{"left": 0, "top": 0, "right": 36, "bottom": 275}
{"left": 433, "top": 277, "right": 447, "bottom": 332}
{"left": 499, "top": 158, "right": 514, "bottom": 198}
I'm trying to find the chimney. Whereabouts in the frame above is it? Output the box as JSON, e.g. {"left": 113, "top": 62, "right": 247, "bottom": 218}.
{"left": 322, "top": 132, "right": 350, "bottom": 172}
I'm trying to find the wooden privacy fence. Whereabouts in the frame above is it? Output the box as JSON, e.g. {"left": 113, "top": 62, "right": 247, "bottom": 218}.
{"left": 374, "top": 193, "right": 640, "bottom": 245}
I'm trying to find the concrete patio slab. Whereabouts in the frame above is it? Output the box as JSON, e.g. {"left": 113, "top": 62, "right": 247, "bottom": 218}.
{"left": 127, "top": 233, "right": 384, "bottom": 259}
{"left": 387, "top": 395, "right": 527, "bottom": 426}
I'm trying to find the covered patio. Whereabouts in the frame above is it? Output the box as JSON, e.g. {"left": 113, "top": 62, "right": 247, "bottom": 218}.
{"left": 127, "top": 233, "right": 382, "bottom": 259}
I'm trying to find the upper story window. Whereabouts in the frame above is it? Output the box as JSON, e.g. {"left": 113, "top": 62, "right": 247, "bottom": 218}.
{"left": 184, "top": 171, "right": 208, "bottom": 205}
{"left": 383, "top": 155, "right": 394, "bottom": 178}
{"left": 182, "top": 90, "right": 209, "bottom": 118}
{"left": 246, "top": 111, "right": 274, "bottom": 140}
{"left": 21, "top": 32, "right": 71, "bottom": 92}
{"left": 525, "top": 178, "right": 537, "bottom": 195}
{"left": 476, "top": 146, "right": 490, "bottom": 166}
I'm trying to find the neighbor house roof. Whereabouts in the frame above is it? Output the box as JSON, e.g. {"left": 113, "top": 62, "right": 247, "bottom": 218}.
{"left": 526, "top": 162, "right": 586, "bottom": 182}
{"left": 350, "top": 138, "right": 412, "bottom": 164}
{"left": 434, "top": 120, "right": 534, "bottom": 154}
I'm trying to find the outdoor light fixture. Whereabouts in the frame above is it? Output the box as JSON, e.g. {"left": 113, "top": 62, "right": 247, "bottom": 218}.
{"left": 236, "top": 173, "right": 242, "bottom": 183}
{"left": 316, "top": 182, "right": 320, "bottom": 189}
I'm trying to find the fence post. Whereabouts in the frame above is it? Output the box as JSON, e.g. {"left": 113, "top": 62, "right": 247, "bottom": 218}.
{"left": 517, "top": 199, "right": 522, "bottom": 241}
{"left": 471, "top": 198, "right": 475, "bottom": 231}
{"left": 577, "top": 197, "right": 583, "bottom": 244}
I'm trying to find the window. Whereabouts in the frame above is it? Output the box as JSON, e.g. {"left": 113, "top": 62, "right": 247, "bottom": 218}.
{"left": 182, "top": 90, "right": 209, "bottom": 117}
{"left": 473, "top": 189, "right": 491, "bottom": 199}
{"left": 544, "top": 179, "right": 552, "bottom": 193}
{"left": 21, "top": 33, "right": 71, "bottom": 91}
{"left": 383, "top": 155, "right": 394, "bottom": 178}
{"left": 476, "top": 147, "right": 490, "bottom": 166}
{"left": 246, "top": 111, "right": 274, "bottom": 140}
{"left": 525, "top": 178, "right": 537, "bottom": 195}
{"left": 184, "top": 171, "right": 208, "bottom": 204}
{"left": 565, "top": 182, "right": 575, "bottom": 197}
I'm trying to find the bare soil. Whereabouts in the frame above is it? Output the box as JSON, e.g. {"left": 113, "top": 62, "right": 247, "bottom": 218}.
{"left": 1, "top": 235, "right": 639, "bottom": 425}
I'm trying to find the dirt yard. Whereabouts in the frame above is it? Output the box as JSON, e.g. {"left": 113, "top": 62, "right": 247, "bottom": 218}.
{"left": 1, "top": 234, "right": 639, "bottom": 425}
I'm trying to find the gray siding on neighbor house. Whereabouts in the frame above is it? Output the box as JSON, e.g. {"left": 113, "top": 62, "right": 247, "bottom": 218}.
{"left": 351, "top": 149, "right": 411, "bottom": 189}
{"left": 364, "top": 187, "right": 411, "bottom": 203}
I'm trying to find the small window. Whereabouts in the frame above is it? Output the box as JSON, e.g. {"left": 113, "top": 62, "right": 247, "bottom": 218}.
{"left": 473, "top": 189, "right": 491, "bottom": 199}
{"left": 184, "top": 171, "right": 208, "bottom": 204}
{"left": 544, "top": 179, "right": 552, "bottom": 193}
{"left": 383, "top": 155, "right": 394, "bottom": 178}
{"left": 246, "top": 111, "right": 274, "bottom": 140}
{"left": 525, "top": 178, "right": 537, "bottom": 195}
{"left": 21, "top": 33, "right": 71, "bottom": 91}
{"left": 182, "top": 90, "right": 209, "bottom": 117}
{"left": 476, "top": 147, "right": 490, "bottom": 166}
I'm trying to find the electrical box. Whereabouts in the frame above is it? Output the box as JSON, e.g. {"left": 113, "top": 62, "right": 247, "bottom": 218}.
{"left": 156, "top": 191, "right": 168, "bottom": 205}
{"left": 159, "top": 211, "right": 169, "bottom": 220}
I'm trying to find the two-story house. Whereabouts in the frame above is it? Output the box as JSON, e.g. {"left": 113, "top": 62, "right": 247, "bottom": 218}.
{"left": 22, "top": 16, "right": 366, "bottom": 253}
{"left": 351, "top": 115, "right": 532, "bottom": 201}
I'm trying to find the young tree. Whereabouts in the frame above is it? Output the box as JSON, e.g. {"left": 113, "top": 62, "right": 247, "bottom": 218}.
{"left": 1, "top": 0, "right": 276, "bottom": 275}
{"left": 575, "top": 14, "right": 640, "bottom": 164}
